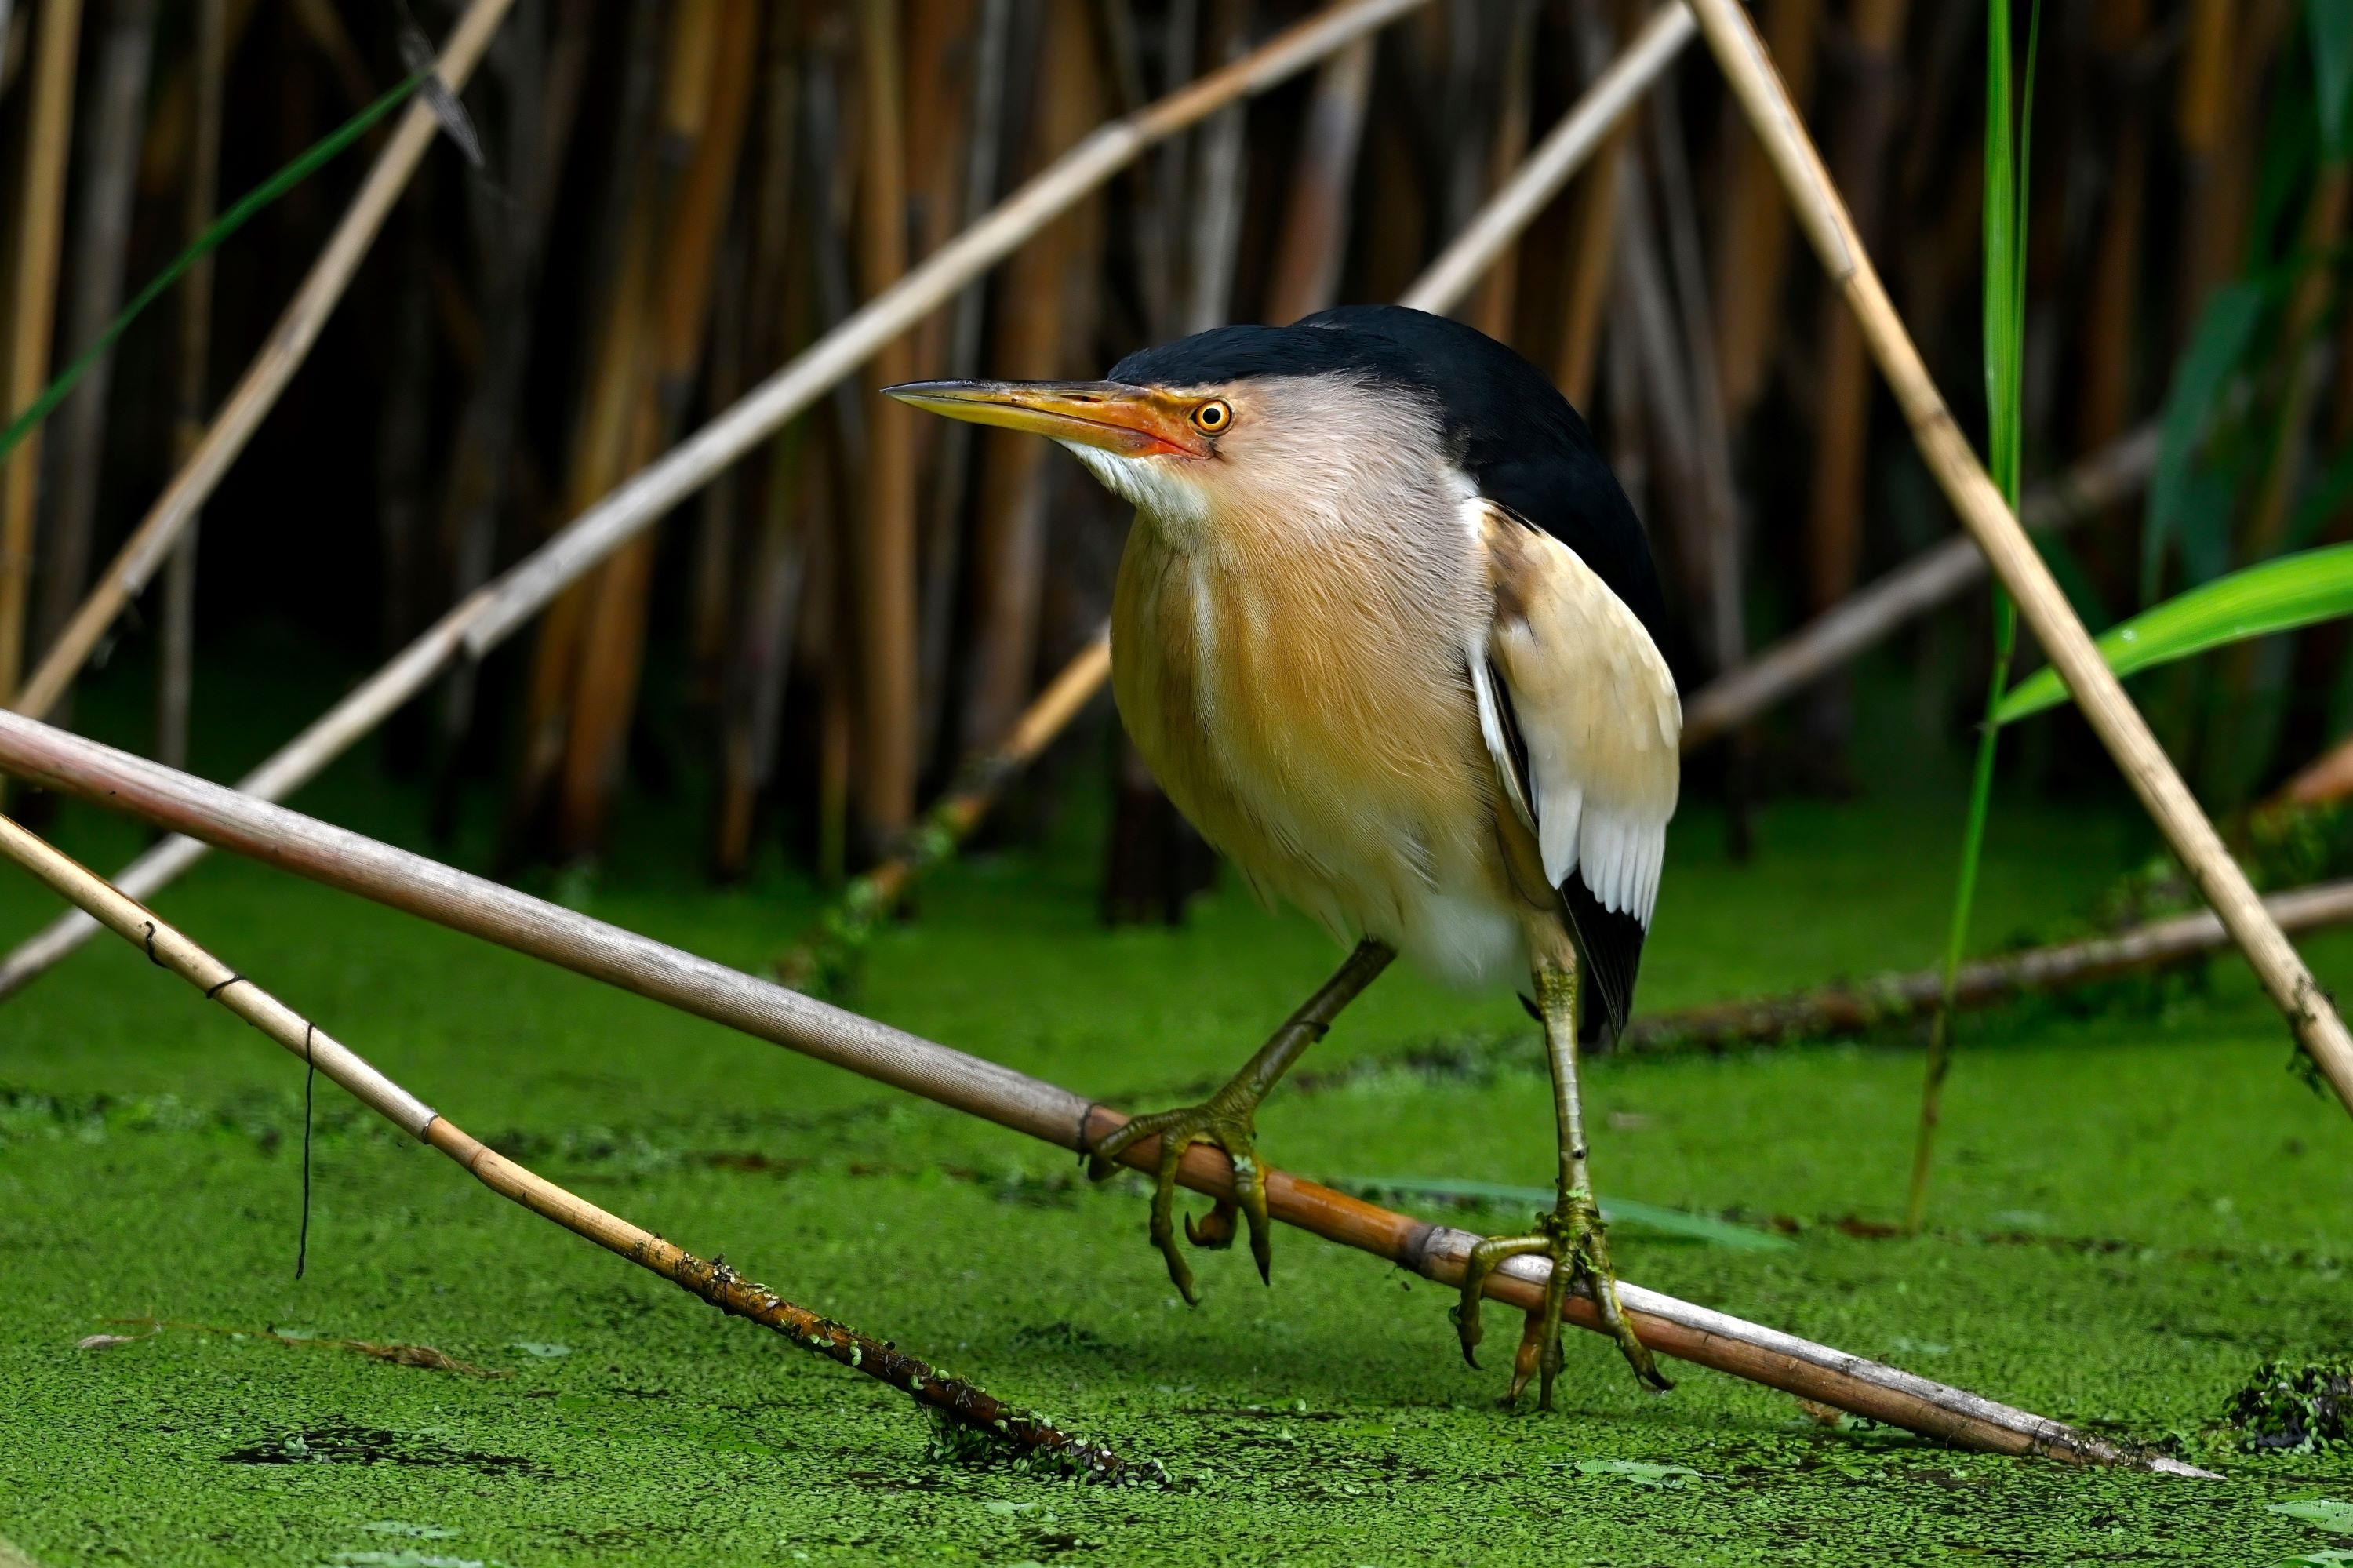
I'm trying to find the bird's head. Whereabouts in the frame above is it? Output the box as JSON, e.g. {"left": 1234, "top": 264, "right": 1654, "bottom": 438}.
{"left": 886, "top": 317, "right": 1462, "bottom": 550}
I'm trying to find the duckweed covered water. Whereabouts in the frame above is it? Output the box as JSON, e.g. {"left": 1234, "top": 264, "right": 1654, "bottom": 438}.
{"left": 2, "top": 678, "right": 2349, "bottom": 1563}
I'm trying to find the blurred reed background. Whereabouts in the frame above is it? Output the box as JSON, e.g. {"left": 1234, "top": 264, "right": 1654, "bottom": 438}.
{"left": 0, "top": 0, "right": 2344, "bottom": 916}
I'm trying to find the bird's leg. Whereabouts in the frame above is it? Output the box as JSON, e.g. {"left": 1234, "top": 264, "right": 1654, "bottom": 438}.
{"left": 1088, "top": 937, "right": 1394, "bottom": 1302}
{"left": 1454, "top": 954, "right": 1670, "bottom": 1409}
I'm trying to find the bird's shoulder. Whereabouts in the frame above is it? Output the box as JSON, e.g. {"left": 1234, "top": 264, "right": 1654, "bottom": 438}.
{"left": 1293, "top": 306, "right": 1671, "bottom": 653}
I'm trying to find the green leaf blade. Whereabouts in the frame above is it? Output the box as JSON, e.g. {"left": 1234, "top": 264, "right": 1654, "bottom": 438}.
{"left": 1998, "top": 544, "right": 2353, "bottom": 723}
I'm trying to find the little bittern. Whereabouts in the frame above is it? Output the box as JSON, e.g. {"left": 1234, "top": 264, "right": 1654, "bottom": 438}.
{"left": 891, "top": 305, "right": 1679, "bottom": 1408}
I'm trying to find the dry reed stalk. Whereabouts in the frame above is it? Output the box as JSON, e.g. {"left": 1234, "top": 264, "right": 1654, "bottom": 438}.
{"left": 507, "top": 202, "right": 659, "bottom": 853}
{"left": 0, "top": 0, "right": 1435, "bottom": 995}
{"left": 0, "top": 811, "right": 1144, "bottom": 1482}
{"left": 902, "top": 0, "right": 976, "bottom": 380}
{"left": 687, "top": 229, "right": 752, "bottom": 708}
{"left": 1625, "top": 880, "right": 2353, "bottom": 1054}
{"left": 1463, "top": 0, "right": 1539, "bottom": 342}
{"left": 552, "top": 0, "right": 758, "bottom": 854}
{"left": 1680, "top": 423, "right": 2160, "bottom": 750}
{"left": 132, "top": 0, "right": 254, "bottom": 201}
{"left": 2169, "top": 0, "right": 2231, "bottom": 336}
{"left": 505, "top": 0, "right": 669, "bottom": 854}
{"left": 709, "top": 15, "right": 808, "bottom": 882}
{"left": 433, "top": 0, "right": 587, "bottom": 822}
{"left": 158, "top": 0, "right": 228, "bottom": 774}
{"left": 0, "top": 3, "right": 18, "bottom": 96}
{"left": 960, "top": 0, "right": 1104, "bottom": 755}
{"left": 1710, "top": 0, "right": 1819, "bottom": 424}
{"left": 2174, "top": 0, "right": 2288, "bottom": 343}
{"left": 1183, "top": 0, "right": 1249, "bottom": 331}
{"left": 1689, "top": 0, "right": 2353, "bottom": 1113}
{"left": 1262, "top": 35, "right": 1376, "bottom": 323}
{"left": 1397, "top": 2, "right": 1695, "bottom": 315}
{"left": 914, "top": 0, "right": 1012, "bottom": 759}
{"left": 0, "top": 713, "right": 2209, "bottom": 1475}
{"left": 852, "top": 0, "right": 922, "bottom": 842}
{"left": 376, "top": 227, "right": 435, "bottom": 664}
{"left": 7, "top": 0, "right": 516, "bottom": 726}
{"left": 853, "top": 0, "right": 922, "bottom": 842}
{"left": 34, "top": 0, "right": 155, "bottom": 698}
{"left": 2075, "top": 0, "right": 2149, "bottom": 530}
{"left": 1612, "top": 156, "right": 1725, "bottom": 656}
{"left": 282, "top": 0, "right": 377, "bottom": 115}
{"left": 1550, "top": 2, "right": 1640, "bottom": 409}
{"left": 1795, "top": 0, "right": 1907, "bottom": 760}
{"left": 0, "top": 0, "right": 83, "bottom": 708}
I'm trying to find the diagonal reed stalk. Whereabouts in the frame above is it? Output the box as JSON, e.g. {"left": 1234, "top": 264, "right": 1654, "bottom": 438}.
{"left": 0, "top": 810, "right": 1147, "bottom": 1483}
{"left": 1687, "top": 0, "right": 2353, "bottom": 1113}
{"left": 0, "top": 67, "right": 420, "bottom": 474}
{"left": 0, "top": 709, "right": 2216, "bottom": 1476}
{"left": 0, "top": 0, "right": 1433, "bottom": 1002}
{"left": 6, "top": 0, "right": 515, "bottom": 726}
{"left": 1906, "top": 0, "right": 2040, "bottom": 1233}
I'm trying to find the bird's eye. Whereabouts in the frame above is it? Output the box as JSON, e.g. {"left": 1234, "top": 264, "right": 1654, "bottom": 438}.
{"left": 1191, "top": 398, "right": 1233, "bottom": 434}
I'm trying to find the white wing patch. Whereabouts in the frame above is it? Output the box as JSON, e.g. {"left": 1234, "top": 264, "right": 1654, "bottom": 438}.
{"left": 1471, "top": 499, "right": 1679, "bottom": 928}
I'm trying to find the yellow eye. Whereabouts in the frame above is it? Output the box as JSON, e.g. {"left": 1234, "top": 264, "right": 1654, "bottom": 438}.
{"left": 1191, "top": 398, "right": 1233, "bottom": 434}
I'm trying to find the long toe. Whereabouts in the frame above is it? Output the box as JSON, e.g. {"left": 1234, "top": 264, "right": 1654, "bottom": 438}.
{"left": 1092, "top": 1101, "right": 1271, "bottom": 1303}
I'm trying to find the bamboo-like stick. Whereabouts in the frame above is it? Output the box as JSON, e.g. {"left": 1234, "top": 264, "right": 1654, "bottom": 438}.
{"left": 1626, "top": 879, "right": 2353, "bottom": 1053}
{"left": 1261, "top": 35, "right": 1376, "bottom": 324}
{"left": 0, "top": 0, "right": 83, "bottom": 707}
{"left": 1398, "top": 2, "right": 1694, "bottom": 315}
{"left": 0, "top": 0, "right": 1435, "bottom": 996}
{"left": 1688, "top": 0, "right": 2353, "bottom": 1113}
{"left": 0, "top": 714, "right": 2210, "bottom": 1474}
{"left": 5, "top": 0, "right": 517, "bottom": 726}
{"left": 1680, "top": 423, "right": 2160, "bottom": 749}
{"left": 0, "top": 812, "right": 1143, "bottom": 1482}
{"left": 158, "top": 0, "right": 227, "bottom": 773}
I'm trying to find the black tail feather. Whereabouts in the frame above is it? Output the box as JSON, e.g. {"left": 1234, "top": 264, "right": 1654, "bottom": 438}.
{"left": 1560, "top": 875, "right": 1645, "bottom": 1046}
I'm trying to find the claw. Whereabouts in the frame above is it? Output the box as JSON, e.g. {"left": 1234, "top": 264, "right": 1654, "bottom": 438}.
{"left": 1088, "top": 1102, "right": 1267, "bottom": 1302}
{"left": 1457, "top": 1195, "right": 1671, "bottom": 1409}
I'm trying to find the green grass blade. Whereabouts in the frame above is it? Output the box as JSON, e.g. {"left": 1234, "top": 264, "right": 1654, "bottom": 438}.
{"left": 0, "top": 73, "right": 424, "bottom": 471}
{"left": 1329, "top": 1176, "right": 1795, "bottom": 1251}
{"left": 1996, "top": 544, "right": 2353, "bottom": 723}
{"left": 1909, "top": 0, "right": 2039, "bottom": 1235}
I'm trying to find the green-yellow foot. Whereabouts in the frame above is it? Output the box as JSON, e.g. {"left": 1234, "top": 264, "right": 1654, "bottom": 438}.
{"left": 1086, "top": 1094, "right": 1270, "bottom": 1304}
{"left": 1454, "top": 1188, "right": 1671, "bottom": 1410}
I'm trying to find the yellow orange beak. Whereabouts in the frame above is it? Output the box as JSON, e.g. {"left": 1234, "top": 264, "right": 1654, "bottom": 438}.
{"left": 883, "top": 380, "right": 1205, "bottom": 460}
